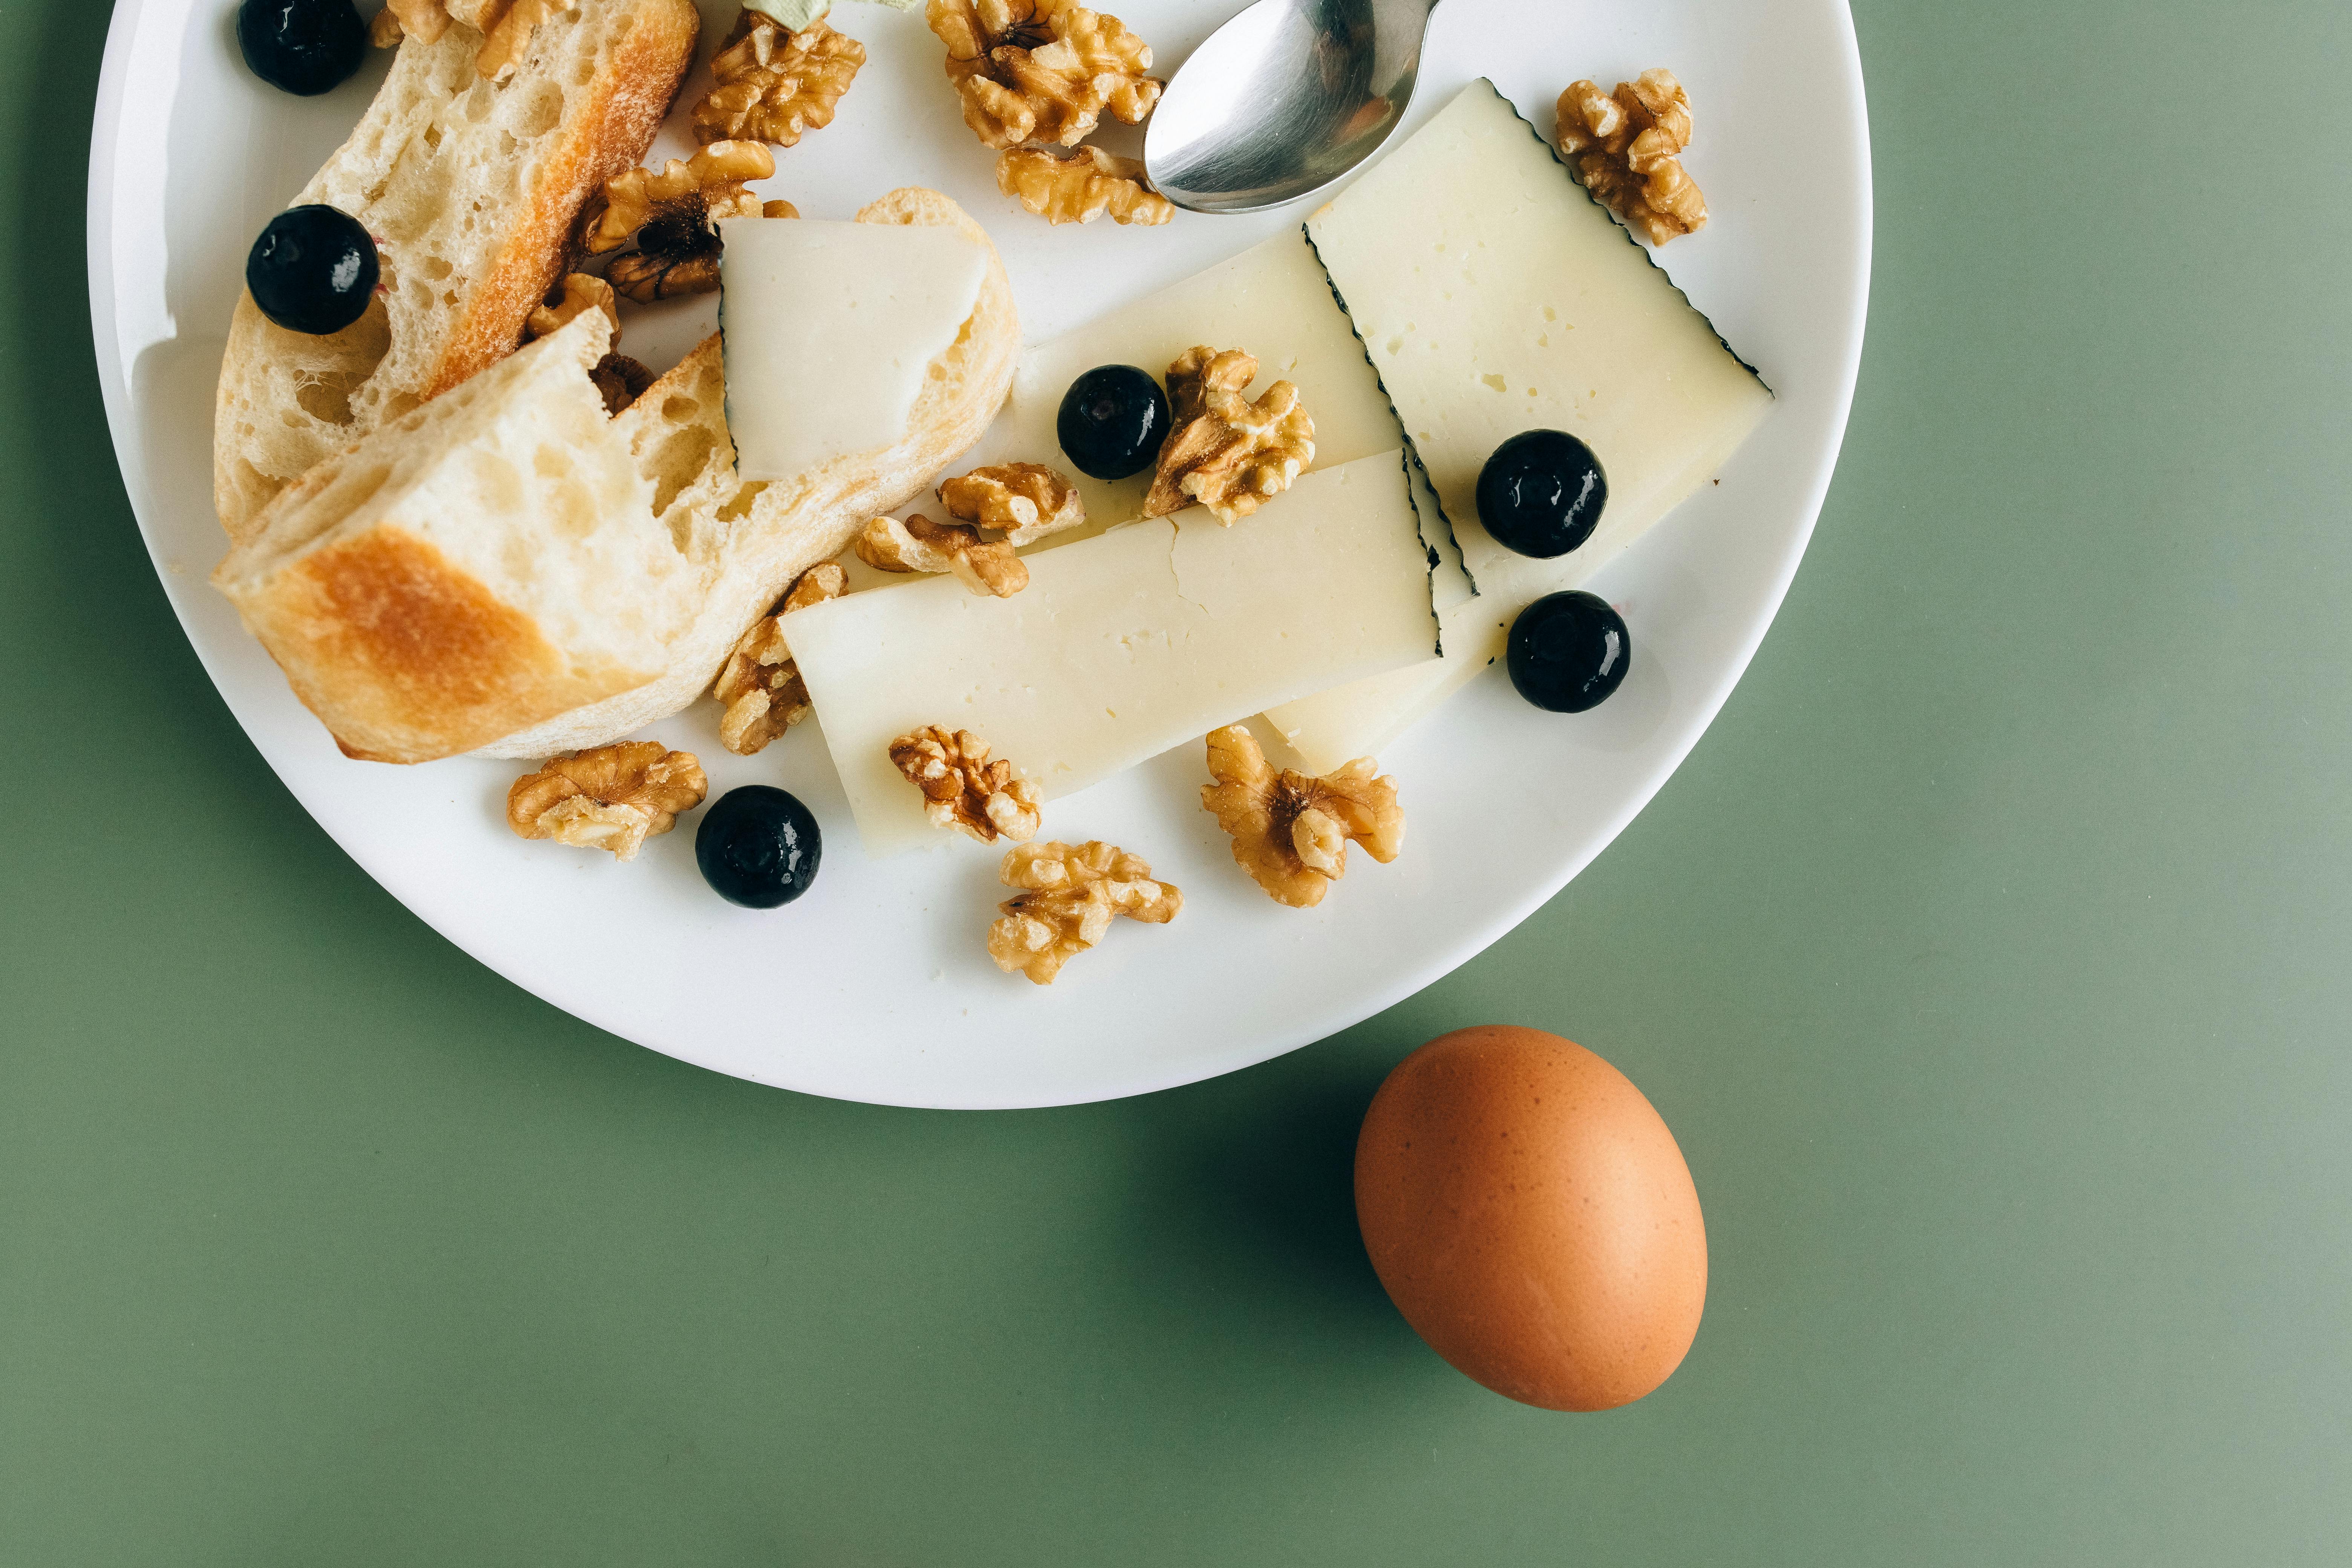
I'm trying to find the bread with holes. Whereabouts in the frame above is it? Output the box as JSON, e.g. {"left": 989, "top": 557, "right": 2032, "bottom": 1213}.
{"left": 212, "top": 0, "right": 701, "bottom": 547}
{"left": 213, "top": 189, "right": 1020, "bottom": 766}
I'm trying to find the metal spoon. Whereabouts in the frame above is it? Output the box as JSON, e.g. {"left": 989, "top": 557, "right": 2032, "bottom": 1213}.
{"left": 1144, "top": 0, "right": 1443, "bottom": 215}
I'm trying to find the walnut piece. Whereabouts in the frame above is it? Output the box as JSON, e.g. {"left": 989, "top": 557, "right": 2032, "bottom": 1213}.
{"left": 476, "top": 0, "right": 571, "bottom": 82}
{"left": 694, "top": 11, "right": 866, "bottom": 147}
{"left": 927, "top": 0, "right": 1161, "bottom": 150}
{"left": 371, "top": 0, "right": 568, "bottom": 80}
{"left": 1143, "top": 348, "right": 1315, "bottom": 524}
{"left": 997, "top": 145, "right": 1173, "bottom": 227}
{"left": 585, "top": 142, "right": 777, "bottom": 303}
{"left": 1200, "top": 725, "right": 1402, "bottom": 908}
{"left": 888, "top": 726, "right": 1043, "bottom": 844}
{"left": 987, "top": 840, "right": 1181, "bottom": 985}
{"left": 375, "top": 0, "right": 451, "bottom": 46}
{"left": 939, "top": 462, "right": 1085, "bottom": 547}
{"left": 507, "top": 742, "right": 708, "bottom": 862}
{"left": 524, "top": 276, "right": 649, "bottom": 414}
{"left": 855, "top": 514, "right": 1029, "bottom": 598}
{"left": 710, "top": 563, "right": 847, "bottom": 755}
{"left": 1555, "top": 69, "right": 1707, "bottom": 245}
{"left": 525, "top": 273, "right": 620, "bottom": 341}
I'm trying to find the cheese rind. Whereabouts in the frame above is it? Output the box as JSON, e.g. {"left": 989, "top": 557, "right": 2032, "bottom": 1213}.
{"left": 1266, "top": 80, "right": 1774, "bottom": 764}
{"left": 718, "top": 218, "right": 988, "bottom": 481}
{"left": 787, "top": 452, "right": 1435, "bottom": 854}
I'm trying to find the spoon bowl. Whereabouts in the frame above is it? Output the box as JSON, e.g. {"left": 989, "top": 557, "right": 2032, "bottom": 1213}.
{"left": 1144, "top": 0, "right": 1442, "bottom": 214}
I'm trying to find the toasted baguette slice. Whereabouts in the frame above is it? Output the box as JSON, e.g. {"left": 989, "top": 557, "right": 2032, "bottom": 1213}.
{"left": 213, "top": 310, "right": 709, "bottom": 763}
{"left": 216, "top": 189, "right": 1018, "bottom": 766}
{"left": 476, "top": 187, "right": 1020, "bottom": 760}
{"left": 212, "top": 0, "right": 700, "bottom": 545}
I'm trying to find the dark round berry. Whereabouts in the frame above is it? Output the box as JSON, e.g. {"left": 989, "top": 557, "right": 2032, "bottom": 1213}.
{"left": 237, "top": 0, "right": 368, "bottom": 97}
{"left": 1507, "top": 591, "right": 1631, "bottom": 713}
{"left": 1477, "top": 429, "right": 1609, "bottom": 559}
{"left": 246, "top": 205, "right": 380, "bottom": 335}
{"left": 696, "top": 786, "right": 822, "bottom": 909}
{"left": 1057, "top": 365, "right": 1170, "bottom": 481}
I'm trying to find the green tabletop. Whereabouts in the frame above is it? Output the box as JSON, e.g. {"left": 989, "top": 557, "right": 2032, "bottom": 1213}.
{"left": 8, "top": 1, "right": 2350, "bottom": 1560}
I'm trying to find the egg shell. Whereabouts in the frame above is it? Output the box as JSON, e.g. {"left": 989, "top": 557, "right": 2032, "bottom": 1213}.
{"left": 1354, "top": 1026, "right": 1707, "bottom": 1411}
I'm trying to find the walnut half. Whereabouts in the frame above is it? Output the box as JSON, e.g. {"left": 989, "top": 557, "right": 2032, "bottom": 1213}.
{"left": 1200, "top": 725, "right": 1401, "bottom": 907}
{"left": 888, "top": 726, "right": 1042, "bottom": 844}
{"left": 507, "top": 743, "right": 708, "bottom": 862}
{"left": 584, "top": 142, "right": 778, "bottom": 303}
{"left": 928, "top": 0, "right": 1161, "bottom": 151}
{"left": 997, "top": 146, "right": 1173, "bottom": 227}
{"left": 694, "top": 11, "right": 866, "bottom": 148}
{"left": 1556, "top": 69, "right": 1708, "bottom": 245}
{"left": 939, "top": 462, "right": 1085, "bottom": 547}
{"left": 855, "top": 514, "right": 1028, "bottom": 597}
{"left": 522, "top": 275, "right": 651, "bottom": 414}
{"left": 987, "top": 840, "right": 1181, "bottom": 985}
{"left": 1144, "top": 348, "right": 1315, "bottom": 524}
{"left": 711, "top": 564, "right": 847, "bottom": 756}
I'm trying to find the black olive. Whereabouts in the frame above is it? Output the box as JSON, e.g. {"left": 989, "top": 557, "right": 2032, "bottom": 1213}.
{"left": 1506, "top": 591, "right": 1631, "bottom": 713}
{"left": 1477, "top": 429, "right": 1609, "bottom": 559}
{"left": 696, "top": 787, "right": 823, "bottom": 908}
{"left": 246, "top": 205, "right": 380, "bottom": 336}
{"left": 1057, "top": 364, "right": 1171, "bottom": 480}
{"left": 237, "top": 0, "right": 369, "bottom": 97}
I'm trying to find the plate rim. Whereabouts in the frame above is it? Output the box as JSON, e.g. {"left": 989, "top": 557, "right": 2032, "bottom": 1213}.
{"left": 87, "top": 0, "right": 1873, "bottom": 1109}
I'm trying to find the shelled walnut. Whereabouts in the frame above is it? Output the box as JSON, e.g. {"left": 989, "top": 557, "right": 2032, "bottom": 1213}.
{"left": 507, "top": 742, "right": 708, "bottom": 862}
{"left": 583, "top": 141, "right": 777, "bottom": 302}
{"left": 710, "top": 564, "right": 847, "bottom": 756}
{"left": 939, "top": 462, "right": 1084, "bottom": 547}
{"left": 926, "top": 0, "right": 1161, "bottom": 150}
{"left": 1200, "top": 725, "right": 1402, "bottom": 908}
{"left": 986, "top": 840, "right": 1181, "bottom": 985}
{"left": 693, "top": 11, "right": 866, "bottom": 147}
{"left": 371, "top": 0, "right": 567, "bottom": 80}
{"left": 522, "top": 275, "right": 654, "bottom": 414}
{"left": 1144, "top": 347, "right": 1315, "bottom": 524}
{"left": 997, "top": 145, "right": 1172, "bottom": 227}
{"left": 855, "top": 514, "right": 1028, "bottom": 597}
{"left": 1555, "top": 69, "right": 1707, "bottom": 245}
{"left": 888, "top": 726, "right": 1043, "bottom": 844}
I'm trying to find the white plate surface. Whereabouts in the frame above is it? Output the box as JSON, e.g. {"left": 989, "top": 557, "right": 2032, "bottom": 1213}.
{"left": 89, "top": 0, "right": 1870, "bottom": 1108}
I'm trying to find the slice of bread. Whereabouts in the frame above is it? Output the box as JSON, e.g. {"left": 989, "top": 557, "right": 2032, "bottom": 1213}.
{"left": 213, "top": 309, "right": 710, "bottom": 763}
{"left": 213, "top": 0, "right": 700, "bottom": 546}
{"left": 477, "top": 187, "right": 1022, "bottom": 761}
{"left": 214, "top": 189, "right": 1020, "bottom": 766}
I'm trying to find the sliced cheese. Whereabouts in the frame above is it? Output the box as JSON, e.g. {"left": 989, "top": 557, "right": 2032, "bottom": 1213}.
{"left": 787, "top": 452, "right": 1436, "bottom": 854}
{"left": 1265, "top": 80, "right": 1775, "bottom": 769}
{"left": 718, "top": 217, "right": 988, "bottom": 481}
{"left": 992, "top": 231, "right": 1477, "bottom": 618}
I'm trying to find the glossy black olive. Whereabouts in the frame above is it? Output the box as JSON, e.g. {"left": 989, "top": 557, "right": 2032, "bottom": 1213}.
{"left": 246, "top": 205, "right": 380, "bottom": 335}
{"left": 1506, "top": 591, "right": 1631, "bottom": 713}
{"left": 1477, "top": 429, "right": 1609, "bottom": 559}
{"left": 237, "top": 0, "right": 369, "bottom": 97}
{"left": 696, "top": 786, "right": 823, "bottom": 908}
{"left": 1057, "top": 364, "right": 1170, "bottom": 480}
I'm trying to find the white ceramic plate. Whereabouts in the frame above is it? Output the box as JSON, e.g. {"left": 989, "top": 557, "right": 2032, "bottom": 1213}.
{"left": 89, "top": 0, "right": 1869, "bottom": 1108}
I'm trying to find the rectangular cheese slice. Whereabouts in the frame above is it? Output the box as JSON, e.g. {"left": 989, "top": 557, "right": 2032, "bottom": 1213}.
{"left": 1265, "top": 80, "right": 1776, "bottom": 770}
{"left": 718, "top": 217, "right": 988, "bottom": 481}
{"left": 787, "top": 452, "right": 1436, "bottom": 854}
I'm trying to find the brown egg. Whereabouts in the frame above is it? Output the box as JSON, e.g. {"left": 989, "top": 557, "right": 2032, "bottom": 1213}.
{"left": 1354, "top": 1026, "right": 1707, "bottom": 1411}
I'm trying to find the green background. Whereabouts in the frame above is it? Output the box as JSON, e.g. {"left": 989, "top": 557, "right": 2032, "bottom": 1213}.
{"left": 7, "top": 0, "right": 2349, "bottom": 1560}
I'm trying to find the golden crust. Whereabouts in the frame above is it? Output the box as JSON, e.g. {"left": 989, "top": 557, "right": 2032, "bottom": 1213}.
{"left": 240, "top": 527, "right": 655, "bottom": 764}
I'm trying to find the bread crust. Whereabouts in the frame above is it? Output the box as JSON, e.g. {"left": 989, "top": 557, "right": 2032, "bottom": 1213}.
{"left": 254, "top": 527, "right": 656, "bottom": 764}
{"left": 213, "top": 0, "right": 700, "bottom": 545}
